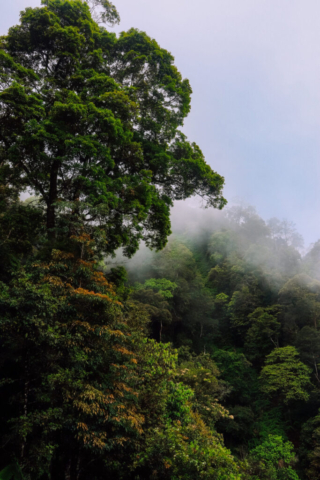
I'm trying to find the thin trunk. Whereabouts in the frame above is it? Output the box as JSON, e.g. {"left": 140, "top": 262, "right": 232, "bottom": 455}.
{"left": 68, "top": 190, "right": 81, "bottom": 237}
{"left": 21, "top": 354, "right": 29, "bottom": 459}
{"left": 314, "top": 357, "right": 320, "bottom": 384}
{"left": 47, "top": 159, "right": 60, "bottom": 239}
{"left": 270, "top": 336, "right": 278, "bottom": 348}
{"left": 70, "top": 453, "right": 80, "bottom": 480}
{"left": 65, "top": 459, "right": 71, "bottom": 480}
{"left": 159, "top": 321, "right": 163, "bottom": 343}
{"left": 76, "top": 455, "right": 81, "bottom": 480}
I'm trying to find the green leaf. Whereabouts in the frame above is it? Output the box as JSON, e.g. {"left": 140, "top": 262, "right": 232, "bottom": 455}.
{"left": 0, "top": 464, "right": 23, "bottom": 480}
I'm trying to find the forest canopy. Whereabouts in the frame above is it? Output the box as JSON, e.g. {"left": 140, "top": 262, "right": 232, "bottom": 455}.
{"left": 1, "top": 1, "right": 320, "bottom": 480}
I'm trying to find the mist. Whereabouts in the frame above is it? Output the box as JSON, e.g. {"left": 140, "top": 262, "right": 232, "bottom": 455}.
{"left": 106, "top": 198, "right": 318, "bottom": 285}
{"left": 3, "top": 0, "right": 320, "bottom": 246}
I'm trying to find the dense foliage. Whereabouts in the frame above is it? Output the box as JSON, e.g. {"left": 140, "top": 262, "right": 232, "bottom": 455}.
{"left": 1, "top": 1, "right": 319, "bottom": 479}
{"left": 0, "top": 0, "right": 225, "bottom": 257}
{"left": 116, "top": 202, "right": 320, "bottom": 480}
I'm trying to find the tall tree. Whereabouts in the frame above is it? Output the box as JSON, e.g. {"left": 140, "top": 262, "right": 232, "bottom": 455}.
{"left": 246, "top": 435, "right": 299, "bottom": 480}
{"left": 259, "top": 346, "right": 312, "bottom": 405}
{"left": 244, "top": 307, "right": 281, "bottom": 363}
{"left": 0, "top": 0, "right": 226, "bottom": 257}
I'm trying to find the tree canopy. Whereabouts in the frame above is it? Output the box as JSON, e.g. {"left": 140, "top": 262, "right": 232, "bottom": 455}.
{"left": 0, "top": 0, "right": 226, "bottom": 256}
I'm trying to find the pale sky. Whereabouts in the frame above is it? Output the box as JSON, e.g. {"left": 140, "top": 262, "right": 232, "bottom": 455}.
{"left": 2, "top": 0, "right": 320, "bottom": 246}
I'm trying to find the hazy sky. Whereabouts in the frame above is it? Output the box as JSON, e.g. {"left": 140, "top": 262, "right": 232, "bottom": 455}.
{"left": 2, "top": 0, "right": 320, "bottom": 245}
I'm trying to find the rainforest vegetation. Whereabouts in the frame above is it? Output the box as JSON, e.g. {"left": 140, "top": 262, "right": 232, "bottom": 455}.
{"left": 1, "top": 1, "right": 320, "bottom": 479}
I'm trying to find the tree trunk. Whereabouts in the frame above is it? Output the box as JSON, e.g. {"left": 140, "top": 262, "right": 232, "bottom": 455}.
{"left": 314, "top": 357, "right": 320, "bottom": 384}
{"left": 64, "top": 459, "right": 71, "bottom": 480}
{"left": 21, "top": 353, "right": 29, "bottom": 459}
{"left": 70, "top": 453, "right": 80, "bottom": 480}
{"left": 47, "top": 159, "right": 60, "bottom": 239}
{"left": 68, "top": 190, "right": 81, "bottom": 237}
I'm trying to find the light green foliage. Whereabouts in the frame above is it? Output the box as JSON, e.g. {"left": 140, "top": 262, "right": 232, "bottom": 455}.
{"left": 215, "top": 292, "right": 229, "bottom": 304}
{"left": 260, "top": 346, "right": 312, "bottom": 404}
{"left": 250, "top": 399, "right": 287, "bottom": 446}
{"left": 134, "top": 415, "right": 242, "bottom": 480}
{"left": 166, "top": 381, "right": 194, "bottom": 422}
{"left": 136, "top": 278, "right": 177, "bottom": 299}
{"left": 246, "top": 435, "right": 299, "bottom": 480}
